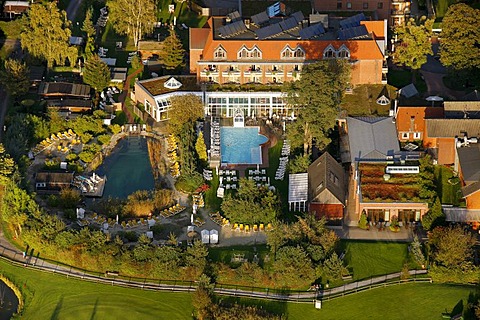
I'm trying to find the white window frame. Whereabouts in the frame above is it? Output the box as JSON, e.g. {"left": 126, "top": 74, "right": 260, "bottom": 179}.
{"left": 337, "top": 44, "right": 350, "bottom": 59}
{"left": 238, "top": 45, "right": 262, "bottom": 59}
{"left": 214, "top": 46, "right": 227, "bottom": 60}
{"left": 323, "top": 44, "right": 336, "bottom": 59}
{"left": 413, "top": 132, "right": 421, "bottom": 140}
{"left": 280, "top": 45, "right": 293, "bottom": 59}
{"left": 401, "top": 132, "right": 409, "bottom": 139}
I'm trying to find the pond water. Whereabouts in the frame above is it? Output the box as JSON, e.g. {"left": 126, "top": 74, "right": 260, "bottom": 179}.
{"left": 96, "top": 136, "right": 155, "bottom": 198}
{"left": 0, "top": 281, "right": 19, "bottom": 320}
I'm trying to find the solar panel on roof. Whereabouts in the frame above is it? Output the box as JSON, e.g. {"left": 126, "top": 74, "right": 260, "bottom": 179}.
{"left": 299, "top": 23, "right": 325, "bottom": 39}
{"left": 338, "top": 25, "right": 368, "bottom": 40}
{"left": 267, "top": 1, "right": 281, "bottom": 17}
{"left": 228, "top": 11, "right": 241, "bottom": 21}
{"left": 256, "top": 23, "right": 283, "bottom": 40}
{"left": 251, "top": 11, "right": 269, "bottom": 26}
{"left": 279, "top": 17, "right": 298, "bottom": 31}
{"left": 291, "top": 11, "right": 305, "bottom": 23}
{"left": 218, "top": 20, "right": 247, "bottom": 38}
{"left": 339, "top": 13, "right": 366, "bottom": 29}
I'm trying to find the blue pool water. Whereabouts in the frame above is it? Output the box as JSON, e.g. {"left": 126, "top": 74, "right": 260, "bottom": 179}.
{"left": 220, "top": 127, "right": 268, "bottom": 164}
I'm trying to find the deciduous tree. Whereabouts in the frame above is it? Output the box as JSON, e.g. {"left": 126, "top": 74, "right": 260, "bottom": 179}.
{"left": 20, "top": 2, "right": 77, "bottom": 67}
{"left": 283, "top": 60, "right": 349, "bottom": 156}
{"left": 83, "top": 54, "right": 111, "bottom": 91}
{"left": 428, "top": 225, "right": 476, "bottom": 268}
{"left": 273, "top": 246, "right": 315, "bottom": 287}
{"left": 0, "top": 59, "right": 30, "bottom": 97}
{"left": 159, "top": 29, "right": 186, "bottom": 71}
{"left": 392, "top": 17, "right": 433, "bottom": 82}
{"left": 107, "top": 0, "right": 157, "bottom": 47}
{"left": 440, "top": 4, "right": 480, "bottom": 71}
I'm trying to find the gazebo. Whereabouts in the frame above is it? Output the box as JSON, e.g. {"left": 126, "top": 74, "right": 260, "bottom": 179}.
{"left": 288, "top": 173, "right": 308, "bottom": 212}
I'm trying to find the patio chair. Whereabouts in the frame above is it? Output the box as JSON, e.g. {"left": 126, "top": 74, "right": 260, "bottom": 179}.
{"left": 232, "top": 223, "right": 238, "bottom": 230}
{"left": 245, "top": 225, "right": 250, "bottom": 232}
{"left": 253, "top": 224, "right": 258, "bottom": 232}
{"left": 239, "top": 224, "right": 244, "bottom": 232}
{"left": 266, "top": 223, "right": 273, "bottom": 231}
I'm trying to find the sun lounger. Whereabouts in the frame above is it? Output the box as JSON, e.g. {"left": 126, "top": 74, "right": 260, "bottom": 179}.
{"left": 253, "top": 224, "right": 258, "bottom": 232}
{"left": 239, "top": 224, "right": 244, "bottom": 232}
{"left": 267, "top": 223, "right": 273, "bottom": 231}
{"left": 245, "top": 225, "right": 250, "bottom": 232}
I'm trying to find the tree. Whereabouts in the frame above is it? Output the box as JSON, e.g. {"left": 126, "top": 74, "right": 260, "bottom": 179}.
{"left": 440, "top": 4, "right": 480, "bottom": 71}
{"left": 0, "top": 144, "right": 15, "bottom": 177}
{"left": 159, "top": 29, "right": 186, "bottom": 71}
{"left": 107, "top": 0, "right": 157, "bottom": 48}
{"left": 83, "top": 54, "right": 111, "bottom": 91}
{"left": 273, "top": 246, "right": 315, "bottom": 287}
{"left": 82, "top": 7, "right": 96, "bottom": 59}
{"left": 284, "top": 60, "right": 350, "bottom": 156}
{"left": 169, "top": 95, "right": 204, "bottom": 136}
{"left": 0, "top": 59, "right": 30, "bottom": 97}
{"left": 192, "top": 274, "right": 214, "bottom": 320}
{"left": 428, "top": 225, "right": 476, "bottom": 268}
{"left": 288, "top": 154, "right": 311, "bottom": 174}
{"left": 1, "top": 182, "right": 38, "bottom": 237}
{"left": 195, "top": 132, "right": 208, "bottom": 162}
{"left": 323, "top": 252, "right": 348, "bottom": 280}
{"left": 20, "top": 2, "right": 77, "bottom": 67}
{"left": 392, "top": 17, "right": 433, "bottom": 82}
{"left": 410, "top": 234, "right": 426, "bottom": 267}
{"left": 422, "top": 197, "right": 445, "bottom": 230}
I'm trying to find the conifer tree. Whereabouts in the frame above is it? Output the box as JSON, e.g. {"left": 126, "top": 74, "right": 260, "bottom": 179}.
{"left": 195, "top": 132, "right": 208, "bottom": 162}
{"left": 159, "top": 30, "right": 186, "bottom": 71}
{"left": 83, "top": 55, "right": 111, "bottom": 92}
{"left": 82, "top": 7, "right": 96, "bottom": 60}
{"left": 0, "top": 59, "right": 30, "bottom": 97}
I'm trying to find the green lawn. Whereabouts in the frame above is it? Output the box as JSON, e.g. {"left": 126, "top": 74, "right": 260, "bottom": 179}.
{"left": 287, "top": 283, "right": 477, "bottom": 320}
{"left": 208, "top": 244, "right": 270, "bottom": 266}
{"left": 435, "top": 166, "right": 464, "bottom": 206}
{"left": 204, "top": 171, "right": 221, "bottom": 211}
{"left": 340, "top": 84, "right": 395, "bottom": 116}
{"left": 340, "top": 241, "right": 411, "bottom": 280}
{"left": 0, "top": 259, "right": 192, "bottom": 320}
{"left": 1, "top": 257, "right": 477, "bottom": 319}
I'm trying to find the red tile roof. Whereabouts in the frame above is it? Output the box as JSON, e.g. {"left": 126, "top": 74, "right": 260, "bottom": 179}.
{"left": 396, "top": 106, "right": 444, "bottom": 134}
{"left": 310, "top": 203, "right": 344, "bottom": 220}
{"left": 361, "top": 21, "right": 385, "bottom": 38}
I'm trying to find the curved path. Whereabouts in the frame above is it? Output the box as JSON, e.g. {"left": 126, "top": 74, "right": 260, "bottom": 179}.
{"left": 0, "top": 240, "right": 428, "bottom": 303}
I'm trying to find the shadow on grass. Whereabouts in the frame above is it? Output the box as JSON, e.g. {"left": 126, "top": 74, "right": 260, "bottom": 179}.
{"left": 50, "top": 296, "right": 63, "bottom": 320}
{"left": 216, "top": 295, "right": 288, "bottom": 317}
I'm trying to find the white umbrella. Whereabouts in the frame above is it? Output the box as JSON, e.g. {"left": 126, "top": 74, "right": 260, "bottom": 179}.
{"left": 426, "top": 95, "right": 443, "bottom": 107}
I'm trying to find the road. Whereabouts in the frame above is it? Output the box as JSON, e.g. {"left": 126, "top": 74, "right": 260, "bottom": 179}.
{"left": 65, "top": 0, "right": 84, "bottom": 22}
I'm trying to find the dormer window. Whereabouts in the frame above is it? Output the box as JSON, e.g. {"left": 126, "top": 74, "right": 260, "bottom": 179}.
{"left": 323, "top": 45, "right": 336, "bottom": 59}
{"left": 238, "top": 45, "right": 262, "bottom": 59}
{"left": 337, "top": 45, "right": 350, "bottom": 59}
{"left": 251, "top": 46, "right": 262, "bottom": 58}
{"left": 214, "top": 46, "right": 227, "bottom": 60}
{"left": 281, "top": 45, "right": 305, "bottom": 59}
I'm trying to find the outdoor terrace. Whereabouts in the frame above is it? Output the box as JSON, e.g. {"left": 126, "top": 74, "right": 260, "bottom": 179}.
{"left": 359, "top": 163, "right": 423, "bottom": 202}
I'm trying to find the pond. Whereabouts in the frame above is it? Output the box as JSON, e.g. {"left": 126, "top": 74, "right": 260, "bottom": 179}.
{"left": 0, "top": 281, "right": 19, "bottom": 320}
{"left": 96, "top": 136, "right": 155, "bottom": 198}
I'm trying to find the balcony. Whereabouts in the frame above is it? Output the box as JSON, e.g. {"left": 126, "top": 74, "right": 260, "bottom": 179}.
{"left": 391, "top": 9, "right": 406, "bottom": 16}
{"left": 243, "top": 68, "right": 262, "bottom": 76}
{"left": 382, "top": 62, "right": 388, "bottom": 74}
{"left": 221, "top": 69, "right": 240, "bottom": 77}
{"left": 265, "top": 69, "right": 283, "bottom": 76}
{"left": 287, "top": 70, "right": 301, "bottom": 78}
{"left": 382, "top": 73, "right": 388, "bottom": 85}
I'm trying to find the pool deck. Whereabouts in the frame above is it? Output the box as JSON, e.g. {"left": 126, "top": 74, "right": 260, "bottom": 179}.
{"left": 82, "top": 175, "right": 107, "bottom": 198}
{"left": 217, "top": 125, "right": 278, "bottom": 177}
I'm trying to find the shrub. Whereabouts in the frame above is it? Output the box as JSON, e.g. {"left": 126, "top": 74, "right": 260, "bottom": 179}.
{"left": 79, "top": 132, "right": 93, "bottom": 144}
{"left": 59, "top": 188, "right": 81, "bottom": 209}
{"left": 63, "top": 208, "right": 76, "bottom": 220}
{"left": 410, "top": 234, "right": 426, "bottom": 267}
{"left": 65, "top": 153, "right": 79, "bottom": 162}
{"left": 358, "top": 213, "right": 368, "bottom": 229}
{"left": 109, "top": 124, "right": 122, "bottom": 134}
{"left": 47, "top": 195, "right": 59, "bottom": 207}
{"left": 97, "top": 134, "right": 111, "bottom": 145}
{"left": 78, "top": 151, "right": 96, "bottom": 163}
{"left": 175, "top": 172, "right": 204, "bottom": 193}
{"left": 124, "top": 190, "right": 154, "bottom": 216}
{"left": 112, "top": 111, "right": 127, "bottom": 125}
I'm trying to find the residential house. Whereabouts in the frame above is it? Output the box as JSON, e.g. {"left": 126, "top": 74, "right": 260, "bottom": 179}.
{"left": 443, "top": 101, "right": 480, "bottom": 119}
{"left": 35, "top": 171, "right": 74, "bottom": 194}
{"left": 340, "top": 116, "right": 428, "bottom": 225}
{"left": 424, "top": 119, "right": 480, "bottom": 165}
{"left": 395, "top": 105, "right": 444, "bottom": 142}
{"left": 442, "top": 144, "right": 480, "bottom": 225}
{"left": 313, "top": 0, "right": 411, "bottom": 26}
{"left": 308, "top": 152, "right": 346, "bottom": 220}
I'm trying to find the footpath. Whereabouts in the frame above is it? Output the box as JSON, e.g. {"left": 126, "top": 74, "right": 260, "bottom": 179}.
{"left": 0, "top": 240, "right": 429, "bottom": 303}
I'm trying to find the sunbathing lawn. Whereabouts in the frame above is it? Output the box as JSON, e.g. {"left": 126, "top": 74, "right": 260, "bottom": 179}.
{"left": 340, "top": 240, "right": 410, "bottom": 281}
{"left": 0, "top": 260, "right": 192, "bottom": 320}
{"left": 267, "top": 139, "right": 290, "bottom": 216}
{"left": 2, "top": 258, "right": 476, "bottom": 319}
{"left": 435, "top": 165, "right": 465, "bottom": 206}
{"left": 340, "top": 84, "right": 395, "bottom": 116}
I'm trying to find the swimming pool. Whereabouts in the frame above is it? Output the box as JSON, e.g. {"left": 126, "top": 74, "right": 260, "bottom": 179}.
{"left": 220, "top": 127, "right": 268, "bottom": 164}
